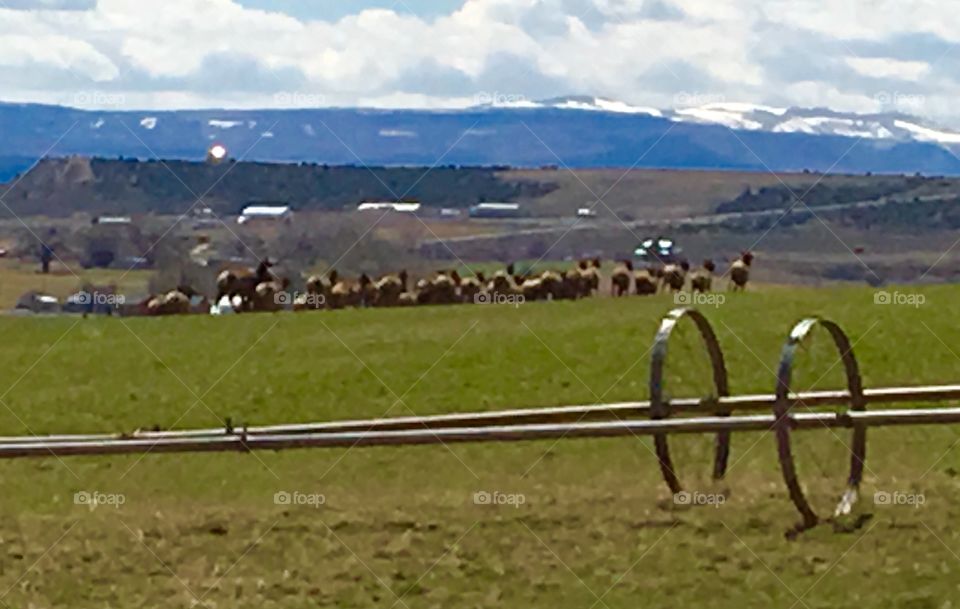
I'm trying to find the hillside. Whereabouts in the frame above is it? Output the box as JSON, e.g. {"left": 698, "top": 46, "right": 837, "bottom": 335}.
{"left": 0, "top": 157, "right": 554, "bottom": 217}
{"left": 7, "top": 157, "right": 960, "bottom": 220}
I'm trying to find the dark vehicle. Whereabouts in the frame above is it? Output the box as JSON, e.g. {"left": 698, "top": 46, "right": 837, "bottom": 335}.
{"left": 633, "top": 236, "right": 682, "bottom": 264}
{"left": 15, "top": 291, "right": 60, "bottom": 314}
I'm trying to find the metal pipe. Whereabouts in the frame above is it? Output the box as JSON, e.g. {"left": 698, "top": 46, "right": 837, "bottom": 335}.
{"left": 0, "top": 414, "right": 833, "bottom": 459}
{"left": 2, "top": 384, "right": 960, "bottom": 446}
{"left": 4, "top": 406, "right": 960, "bottom": 460}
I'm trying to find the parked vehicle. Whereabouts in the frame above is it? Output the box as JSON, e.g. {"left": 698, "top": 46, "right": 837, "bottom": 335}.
{"left": 15, "top": 291, "right": 60, "bottom": 314}
{"left": 633, "top": 236, "right": 682, "bottom": 264}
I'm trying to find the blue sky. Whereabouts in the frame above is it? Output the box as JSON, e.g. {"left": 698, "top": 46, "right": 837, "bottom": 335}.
{"left": 2, "top": 0, "right": 959, "bottom": 126}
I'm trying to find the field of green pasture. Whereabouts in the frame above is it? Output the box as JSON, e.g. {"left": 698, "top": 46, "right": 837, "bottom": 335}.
{"left": 0, "top": 285, "right": 958, "bottom": 607}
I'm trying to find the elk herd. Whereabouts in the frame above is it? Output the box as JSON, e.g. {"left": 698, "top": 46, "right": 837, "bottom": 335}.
{"left": 611, "top": 251, "right": 753, "bottom": 297}
{"left": 140, "top": 252, "right": 754, "bottom": 316}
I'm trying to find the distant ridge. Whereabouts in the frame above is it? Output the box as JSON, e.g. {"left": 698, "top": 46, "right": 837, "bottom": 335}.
{"left": 2, "top": 99, "right": 960, "bottom": 181}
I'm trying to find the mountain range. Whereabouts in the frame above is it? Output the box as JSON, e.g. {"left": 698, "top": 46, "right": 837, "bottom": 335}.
{"left": 3, "top": 97, "right": 960, "bottom": 181}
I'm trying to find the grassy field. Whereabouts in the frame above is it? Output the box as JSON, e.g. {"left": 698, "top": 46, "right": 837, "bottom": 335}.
{"left": 503, "top": 167, "right": 957, "bottom": 219}
{"left": 0, "top": 259, "right": 152, "bottom": 309}
{"left": 1, "top": 286, "right": 960, "bottom": 607}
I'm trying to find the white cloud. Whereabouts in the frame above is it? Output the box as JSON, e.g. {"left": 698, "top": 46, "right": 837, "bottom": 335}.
{"left": 0, "top": 0, "right": 958, "bottom": 124}
{"left": 2, "top": 0, "right": 95, "bottom": 9}
{"left": 762, "top": 0, "right": 960, "bottom": 42}
{"left": 0, "top": 34, "right": 118, "bottom": 81}
{"left": 845, "top": 57, "right": 931, "bottom": 82}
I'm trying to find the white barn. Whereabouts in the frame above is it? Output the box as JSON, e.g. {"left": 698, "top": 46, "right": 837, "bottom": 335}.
{"left": 238, "top": 205, "right": 292, "bottom": 225}
{"left": 357, "top": 202, "right": 422, "bottom": 213}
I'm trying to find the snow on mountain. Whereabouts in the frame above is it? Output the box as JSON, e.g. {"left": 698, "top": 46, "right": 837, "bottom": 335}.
{"left": 700, "top": 102, "right": 788, "bottom": 117}
{"left": 481, "top": 96, "right": 662, "bottom": 116}
{"left": 674, "top": 106, "right": 763, "bottom": 130}
{"left": 523, "top": 96, "right": 960, "bottom": 149}
{"left": 379, "top": 129, "right": 417, "bottom": 138}
{"left": 209, "top": 119, "right": 243, "bottom": 129}
{"left": 78, "top": 96, "right": 960, "bottom": 154}
{"left": 761, "top": 111, "right": 960, "bottom": 146}
{"left": 549, "top": 96, "right": 663, "bottom": 117}
{"left": 771, "top": 116, "right": 819, "bottom": 134}
{"left": 530, "top": 97, "right": 960, "bottom": 151}
{"left": 893, "top": 120, "right": 960, "bottom": 144}
{"left": 483, "top": 98, "right": 543, "bottom": 109}
{"left": 671, "top": 102, "right": 788, "bottom": 130}
{"left": 667, "top": 104, "right": 960, "bottom": 148}
{"left": 772, "top": 115, "right": 894, "bottom": 139}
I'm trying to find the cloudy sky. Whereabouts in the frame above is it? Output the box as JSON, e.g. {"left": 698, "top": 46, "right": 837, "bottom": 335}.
{"left": 2, "top": 0, "right": 958, "bottom": 124}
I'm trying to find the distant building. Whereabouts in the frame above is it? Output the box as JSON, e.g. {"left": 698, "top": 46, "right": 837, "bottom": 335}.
{"left": 92, "top": 216, "right": 132, "bottom": 226}
{"left": 357, "top": 201, "right": 422, "bottom": 213}
{"left": 192, "top": 219, "right": 218, "bottom": 230}
{"left": 238, "top": 204, "right": 292, "bottom": 225}
{"left": 469, "top": 202, "right": 522, "bottom": 219}
{"left": 192, "top": 208, "right": 217, "bottom": 229}
{"left": 119, "top": 256, "right": 151, "bottom": 270}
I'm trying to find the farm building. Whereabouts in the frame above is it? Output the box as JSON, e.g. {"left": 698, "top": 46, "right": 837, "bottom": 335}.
{"left": 238, "top": 204, "right": 292, "bottom": 225}
{"left": 356, "top": 201, "right": 422, "bottom": 213}
{"left": 469, "top": 202, "right": 522, "bottom": 218}
{"left": 91, "top": 215, "right": 133, "bottom": 226}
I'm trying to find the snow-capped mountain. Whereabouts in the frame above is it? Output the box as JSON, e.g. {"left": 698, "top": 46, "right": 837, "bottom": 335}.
{"left": 3, "top": 97, "right": 960, "bottom": 182}
{"left": 669, "top": 103, "right": 960, "bottom": 147}
{"left": 482, "top": 96, "right": 960, "bottom": 149}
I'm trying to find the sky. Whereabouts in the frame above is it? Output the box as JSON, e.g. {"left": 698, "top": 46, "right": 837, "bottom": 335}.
{"left": 2, "top": 0, "right": 959, "bottom": 124}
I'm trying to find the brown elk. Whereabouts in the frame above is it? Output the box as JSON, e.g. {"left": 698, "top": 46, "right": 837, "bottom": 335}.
{"left": 730, "top": 251, "right": 754, "bottom": 292}
{"left": 661, "top": 260, "right": 689, "bottom": 292}
{"left": 611, "top": 261, "right": 633, "bottom": 297}
{"left": 691, "top": 260, "right": 717, "bottom": 293}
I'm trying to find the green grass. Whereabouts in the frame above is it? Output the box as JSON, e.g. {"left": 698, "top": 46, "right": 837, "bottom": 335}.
{"left": 0, "top": 260, "right": 152, "bottom": 308}
{"left": 1, "top": 286, "right": 960, "bottom": 607}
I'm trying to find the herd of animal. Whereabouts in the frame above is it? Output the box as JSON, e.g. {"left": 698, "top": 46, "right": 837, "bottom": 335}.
{"left": 610, "top": 251, "right": 754, "bottom": 297}
{"left": 140, "top": 252, "right": 755, "bottom": 316}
